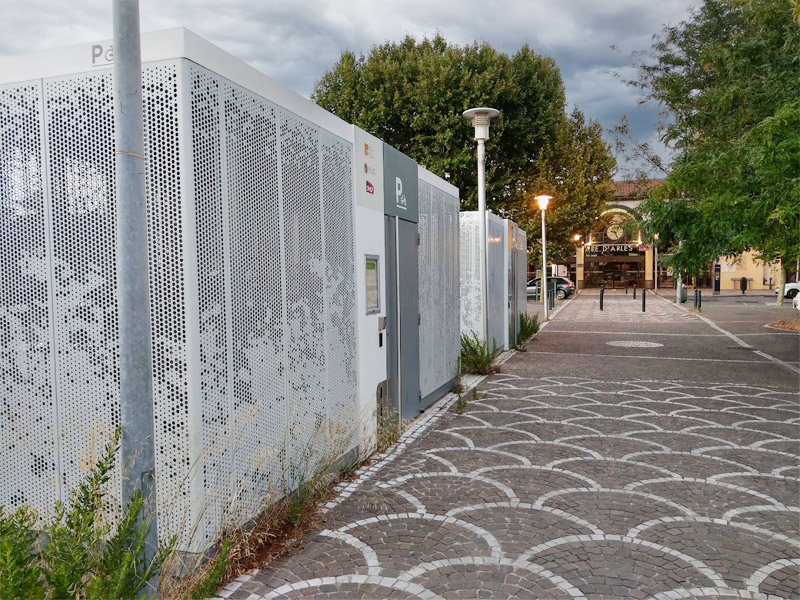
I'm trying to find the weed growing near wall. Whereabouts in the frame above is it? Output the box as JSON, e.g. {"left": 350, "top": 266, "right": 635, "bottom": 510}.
{"left": 515, "top": 313, "right": 540, "bottom": 348}
{"left": 460, "top": 332, "right": 499, "bottom": 375}
{"left": 0, "top": 428, "right": 175, "bottom": 599}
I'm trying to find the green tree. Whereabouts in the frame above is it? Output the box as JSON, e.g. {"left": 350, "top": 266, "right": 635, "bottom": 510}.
{"left": 629, "top": 0, "right": 800, "bottom": 299}
{"left": 313, "top": 35, "right": 615, "bottom": 261}
{"left": 506, "top": 109, "right": 616, "bottom": 265}
{"left": 312, "top": 35, "right": 567, "bottom": 210}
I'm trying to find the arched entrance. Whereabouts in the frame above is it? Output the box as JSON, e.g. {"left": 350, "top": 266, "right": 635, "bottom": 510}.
{"left": 580, "top": 208, "right": 652, "bottom": 289}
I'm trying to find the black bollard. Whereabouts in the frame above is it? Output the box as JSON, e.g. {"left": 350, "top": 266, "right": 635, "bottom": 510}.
{"left": 600, "top": 288, "right": 604, "bottom": 311}
{"left": 642, "top": 287, "right": 646, "bottom": 312}
{"left": 633, "top": 284, "right": 637, "bottom": 300}
{"left": 697, "top": 289, "right": 702, "bottom": 309}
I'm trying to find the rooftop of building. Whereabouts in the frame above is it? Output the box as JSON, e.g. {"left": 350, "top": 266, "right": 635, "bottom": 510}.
{"left": 612, "top": 179, "right": 666, "bottom": 200}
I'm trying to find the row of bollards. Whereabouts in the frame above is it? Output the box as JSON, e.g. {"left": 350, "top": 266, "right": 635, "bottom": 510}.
{"left": 694, "top": 288, "right": 702, "bottom": 309}
{"left": 600, "top": 284, "right": 646, "bottom": 312}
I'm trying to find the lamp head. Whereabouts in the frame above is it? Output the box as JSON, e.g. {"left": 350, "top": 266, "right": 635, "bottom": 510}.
{"left": 534, "top": 195, "right": 552, "bottom": 211}
{"left": 573, "top": 233, "right": 581, "bottom": 242}
{"left": 462, "top": 107, "right": 500, "bottom": 141}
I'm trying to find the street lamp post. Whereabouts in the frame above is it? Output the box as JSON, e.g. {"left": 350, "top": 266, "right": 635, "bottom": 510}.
{"left": 535, "top": 195, "right": 552, "bottom": 321}
{"left": 654, "top": 233, "right": 659, "bottom": 293}
{"left": 463, "top": 107, "right": 500, "bottom": 343}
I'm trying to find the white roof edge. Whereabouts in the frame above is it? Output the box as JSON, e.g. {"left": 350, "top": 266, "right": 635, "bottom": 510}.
{"left": 418, "top": 164, "right": 460, "bottom": 197}
{"left": 0, "top": 27, "right": 352, "bottom": 142}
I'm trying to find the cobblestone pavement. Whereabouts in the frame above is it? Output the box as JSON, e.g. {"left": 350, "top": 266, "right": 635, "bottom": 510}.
{"left": 221, "top": 295, "right": 800, "bottom": 600}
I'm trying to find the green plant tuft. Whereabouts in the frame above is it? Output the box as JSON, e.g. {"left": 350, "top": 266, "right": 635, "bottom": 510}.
{"left": 451, "top": 358, "right": 463, "bottom": 394}
{"left": 377, "top": 408, "right": 402, "bottom": 453}
{"left": 515, "top": 313, "right": 540, "bottom": 348}
{"left": 453, "top": 393, "right": 466, "bottom": 414}
{"left": 0, "top": 427, "right": 174, "bottom": 599}
{"left": 460, "top": 332, "right": 499, "bottom": 375}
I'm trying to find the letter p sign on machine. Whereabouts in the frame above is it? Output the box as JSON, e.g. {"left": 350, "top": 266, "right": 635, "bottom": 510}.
{"left": 395, "top": 177, "right": 407, "bottom": 210}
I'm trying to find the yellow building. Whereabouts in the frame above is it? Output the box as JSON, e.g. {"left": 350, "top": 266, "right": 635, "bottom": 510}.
{"left": 572, "top": 180, "right": 782, "bottom": 291}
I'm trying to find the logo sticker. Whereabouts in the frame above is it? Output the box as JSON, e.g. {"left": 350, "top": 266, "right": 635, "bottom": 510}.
{"left": 395, "top": 177, "right": 407, "bottom": 209}
{"left": 366, "top": 181, "right": 374, "bottom": 194}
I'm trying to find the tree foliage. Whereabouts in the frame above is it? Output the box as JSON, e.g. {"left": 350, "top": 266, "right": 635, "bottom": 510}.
{"left": 506, "top": 109, "right": 616, "bottom": 263}
{"left": 630, "top": 0, "right": 800, "bottom": 284}
{"left": 312, "top": 35, "right": 616, "bottom": 261}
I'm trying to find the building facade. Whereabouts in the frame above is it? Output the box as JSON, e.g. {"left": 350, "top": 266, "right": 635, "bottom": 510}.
{"left": 573, "top": 180, "right": 782, "bottom": 291}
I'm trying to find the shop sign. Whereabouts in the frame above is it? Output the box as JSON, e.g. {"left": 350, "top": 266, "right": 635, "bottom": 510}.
{"left": 585, "top": 243, "right": 644, "bottom": 257}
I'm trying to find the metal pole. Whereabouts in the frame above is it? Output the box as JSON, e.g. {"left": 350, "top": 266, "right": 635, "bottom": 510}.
{"left": 654, "top": 245, "right": 659, "bottom": 292}
{"left": 600, "top": 285, "right": 604, "bottom": 311}
{"left": 676, "top": 274, "right": 682, "bottom": 304}
{"left": 113, "top": 0, "right": 158, "bottom": 573}
{"left": 642, "top": 288, "right": 646, "bottom": 312}
{"left": 477, "top": 139, "right": 489, "bottom": 343}
{"left": 541, "top": 208, "right": 548, "bottom": 321}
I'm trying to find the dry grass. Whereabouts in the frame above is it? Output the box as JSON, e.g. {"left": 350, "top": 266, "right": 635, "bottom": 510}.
{"left": 160, "top": 464, "right": 361, "bottom": 600}
{"left": 770, "top": 319, "right": 800, "bottom": 332}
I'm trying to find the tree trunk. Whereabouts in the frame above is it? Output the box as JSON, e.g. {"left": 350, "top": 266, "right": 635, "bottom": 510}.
{"left": 776, "top": 266, "right": 786, "bottom": 306}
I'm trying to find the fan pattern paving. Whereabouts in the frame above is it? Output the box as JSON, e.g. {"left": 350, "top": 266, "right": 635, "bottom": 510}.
{"left": 222, "top": 376, "right": 800, "bottom": 600}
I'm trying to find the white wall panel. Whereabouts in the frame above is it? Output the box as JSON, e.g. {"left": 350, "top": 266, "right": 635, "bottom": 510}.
{"left": 0, "top": 57, "right": 358, "bottom": 552}
{"left": 0, "top": 81, "right": 59, "bottom": 518}
{"left": 43, "top": 71, "right": 122, "bottom": 517}
{"left": 418, "top": 176, "right": 459, "bottom": 399}
{"left": 460, "top": 212, "right": 481, "bottom": 340}
{"left": 486, "top": 214, "right": 505, "bottom": 350}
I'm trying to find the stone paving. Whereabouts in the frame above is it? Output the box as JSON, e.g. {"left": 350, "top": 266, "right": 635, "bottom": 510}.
{"left": 221, "top": 295, "right": 800, "bottom": 600}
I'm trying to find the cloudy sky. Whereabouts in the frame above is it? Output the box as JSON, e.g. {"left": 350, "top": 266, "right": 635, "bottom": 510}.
{"left": 1, "top": 0, "right": 699, "bottom": 178}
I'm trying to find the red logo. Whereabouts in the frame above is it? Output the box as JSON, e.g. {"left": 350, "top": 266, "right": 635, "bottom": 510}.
{"left": 366, "top": 181, "right": 374, "bottom": 194}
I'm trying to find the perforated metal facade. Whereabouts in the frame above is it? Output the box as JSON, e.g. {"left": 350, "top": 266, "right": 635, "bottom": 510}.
{"left": 514, "top": 226, "right": 528, "bottom": 331}
{"left": 486, "top": 214, "right": 506, "bottom": 350}
{"left": 459, "top": 211, "right": 526, "bottom": 351}
{"left": 417, "top": 178, "right": 459, "bottom": 401}
{"left": 459, "top": 212, "right": 482, "bottom": 340}
{"left": 0, "top": 58, "right": 357, "bottom": 550}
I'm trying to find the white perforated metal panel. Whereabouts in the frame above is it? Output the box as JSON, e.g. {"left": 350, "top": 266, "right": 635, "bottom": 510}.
{"left": 1, "top": 57, "right": 358, "bottom": 553}
{"left": 418, "top": 180, "right": 459, "bottom": 399}
{"left": 223, "top": 84, "right": 286, "bottom": 526}
{"left": 460, "top": 211, "right": 521, "bottom": 351}
{"left": 321, "top": 131, "right": 357, "bottom": 453}
{"left": 280, "top": 110, "right": 326, "bottom": 490}
{"left": 189, "top": 65, "right": 230, "bottom": 545}
{"left": 459, "top": 212, "right": 481, "bottom": 340}
{"left": 514, "top": 227, "right": 527, "bottom": 330}
{"left": 44, "top": 72, "right": 122, "bottom": 515}
{"left": 142, "top": 62, "right": 192, "bottom": 547}
{"left": 0, "top": 81, "right": 58, "bottom": 519}
{"left": 486, "top": 214, "right": 505, "bottom": 350}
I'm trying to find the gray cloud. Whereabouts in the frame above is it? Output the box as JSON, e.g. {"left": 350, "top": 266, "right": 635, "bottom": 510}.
{"left": 0, "top": 0, "right": 698, "bottom": 177}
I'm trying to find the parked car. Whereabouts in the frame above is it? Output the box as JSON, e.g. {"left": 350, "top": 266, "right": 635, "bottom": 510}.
{"left": 527, "top": 276, "right": 575, "bottom": 300}
{"left": 774, "top": 282, "right": 800, "bottom": 299}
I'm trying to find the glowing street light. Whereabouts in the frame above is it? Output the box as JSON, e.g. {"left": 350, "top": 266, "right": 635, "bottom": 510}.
{"left": 535, "top": 195, "right": 552, "bottom": 321}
